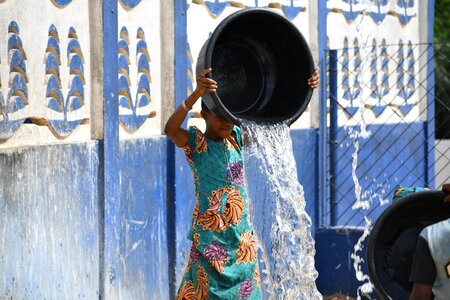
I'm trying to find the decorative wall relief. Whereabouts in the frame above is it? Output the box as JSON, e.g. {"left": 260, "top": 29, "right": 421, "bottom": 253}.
{"left": 0, "top": 21, "right": 28, "bottom": 141}
{"left": 118, "top": 27, "right": 155, "bottom": 133}
{"left": 191, "top": 0, "right": 306, "bottom": 20}
{"left": 370, "top": 38, "right": 389, "bottom": 116}
{"left": 328, "top": 0, "right": 416, "bottom": 25}
{"left": 50, "top": 0, "right": 74, "bottom": 8}
{"left": 341, "top": 37, "right": 361, "bottom": 117}
{"left": 396, "top": 39, "right": 415, "bottom": 116}
{"left": 195, "top": 0, "right": 230, "bottom": 17}
{"left": 341, "top": 0, "right": 363, "bottom": 23}
{"left": 281, "top": 0, "right": 306, "bottom": 20}
{"left": 396, "top": 0, "right": 414, "bottom": 26}
{"left": 369, "top": 0, "right": 388, "bottom": 24}
{"left": 336, "top": 37, "right": 419, "bottom": 120}
{"left": 331, "top": 0, "right": 390, "bottom": 24}
{"left": 119, "top": 0, "right": 143, "bottom": 10}
{"left": 45, "top": 25, "right": 86, "bottom": 137}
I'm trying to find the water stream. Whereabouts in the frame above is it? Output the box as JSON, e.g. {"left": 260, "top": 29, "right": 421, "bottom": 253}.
{"left": 242, "top": 121, "right": 321, "bottom": 300}
{"left": 347, "top": 1, "right": 390, "bottom": 298}
{"left": 347, "top": 3, "right": 375, "bottom": 297}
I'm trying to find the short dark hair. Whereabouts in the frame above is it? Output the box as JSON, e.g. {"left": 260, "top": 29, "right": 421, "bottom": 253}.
{"left": 201, "top": 100, "right": 210, "bottom": 112}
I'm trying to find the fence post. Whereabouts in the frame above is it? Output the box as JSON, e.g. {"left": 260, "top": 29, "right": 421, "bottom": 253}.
{"left": 426, "top": 1, "right": 436, "bottom": 188}
{"left": 100, "top": 0, "right": 120, "bottom": 298}
{"left": 318, "top": 0, "right": 329, "bottom": 228}
{"left": 329, "top": 49, "right": 338, "bottom": 226}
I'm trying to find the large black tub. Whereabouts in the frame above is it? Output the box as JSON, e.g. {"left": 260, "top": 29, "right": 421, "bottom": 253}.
{"left": 367, "top": 190, "right": 450, "bottom": 299}
{"left": 196, "top": 8, "right": 314, "bottom": 125}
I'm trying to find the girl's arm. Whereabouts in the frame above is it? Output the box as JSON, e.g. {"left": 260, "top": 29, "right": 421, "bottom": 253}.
{"left": 164, "top": 68, "right": 217, "bottom": 147}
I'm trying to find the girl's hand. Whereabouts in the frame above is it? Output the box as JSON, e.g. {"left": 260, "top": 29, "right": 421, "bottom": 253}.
{"left": 307, "top": 68, "right": 319, "bottom": 90}
{"left": 194, "top": 68, "right": 218, "bottom": 97}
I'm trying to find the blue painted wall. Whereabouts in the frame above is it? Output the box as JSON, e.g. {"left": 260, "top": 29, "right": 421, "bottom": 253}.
{"left": 117, "top": 138, "right": 169, "bottom": 299}
{"left": 331, "top": 122, "right": 427, "bottom": 227}
{"left": 0, "top": 138, "right": 170, "bottom": 299}
{"left": 291, "top": 129, "right": 318, "bottom": 232}
{"left": 173, "top": 148, "right": 196, "bottom": 288}
{"left": 0, "top": 143, "right": 100, "bottom": 299}
{"left": 316, "top": 122, "right": 428, "bottom": 297}
{"left": 172, "top": 1, "right": 192, "bottom": 297}
{"left": 315, "top": 228, "right": 372, "bottom": 298}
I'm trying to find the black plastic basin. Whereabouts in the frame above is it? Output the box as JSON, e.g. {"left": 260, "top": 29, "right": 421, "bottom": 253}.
{"left": 196, "top": 8, "right": 314, "bottom": 125}
{"left": 367, "top": 190, "right": 450, "bottom": 300}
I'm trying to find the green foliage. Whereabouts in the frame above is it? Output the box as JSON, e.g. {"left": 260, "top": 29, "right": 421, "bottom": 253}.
{"left": 434, "top": 0, "right": 450, "bottom": 43}
{"left": 434, "top": 0, "right": 450, "bottom": 139}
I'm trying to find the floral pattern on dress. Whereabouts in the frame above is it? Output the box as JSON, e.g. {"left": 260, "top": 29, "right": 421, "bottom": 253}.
{"left": 182, "top": 144, "right": 194, "bottom": 166}
{"left": 223, "top": 187, "right": 244, "bottom": 226}
{"left": 178, "top": 126, "right": 260, "bottom": 299}
{"left": 204, "top": 243, "right": 228, "bottom": 273}
{"left": 239, "top": 278, "right": 254, "bottom": 299}
{"left": 236, "top": 231, "right": 258, "bottom": 263}
{"left": 227, "top": 162, "right": 244, "bottom": 186}
{"left": 194, "top": 128, "right": 208, "bottom": 153}
{"left": 226, "top": 134, "right": 240, "bottom": 150}
{"left": 197, "top": 211, "right": 227, "bottom": 232}
{"left": 196, "top": 265, "right": 209, "bottom": 300}
{"left": 254, "top": 268, "right": 261, "bottom": 287}
{"left": 177, "top": 280, "right": 196, "bottom": 300}
{"left": 190, "top": 246, "right": 201, "bottom": 264}
{"left": 193, "top": 202, "right": 199, "bottom": 219}
{"left": 185, "top": 247, "right": 194, "bottom": 275}
{"left": 197, "top": 187, "right": 244, "bottom": 232}
{"left": 193, "top": 232, "right": 200, "bottom": 248}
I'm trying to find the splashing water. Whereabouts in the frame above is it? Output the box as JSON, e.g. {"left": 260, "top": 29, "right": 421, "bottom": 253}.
{"left": 351, "top": 216, "right": 373, "bottom": 297}
{"left": 242, "top": 121, "right": 321, "bottom": 300}
{"left": 347, "top": 1, "right": 391, "bottom": 298}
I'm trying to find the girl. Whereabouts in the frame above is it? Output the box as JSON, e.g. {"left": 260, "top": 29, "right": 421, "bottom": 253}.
{"left": 165, "top": 68, "right": 319, "bottom": 300}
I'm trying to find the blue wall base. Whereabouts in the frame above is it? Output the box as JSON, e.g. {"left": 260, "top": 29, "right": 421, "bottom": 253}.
{"left": 315, "top": 228, "right": 378, "bottom": 299}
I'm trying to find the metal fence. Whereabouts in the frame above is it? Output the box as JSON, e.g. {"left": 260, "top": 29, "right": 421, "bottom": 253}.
{"left": 321, "top": 42, "right": 450, "bottom": 228}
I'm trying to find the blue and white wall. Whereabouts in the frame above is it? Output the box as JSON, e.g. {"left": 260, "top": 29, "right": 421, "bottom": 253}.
{"left": 0, "top": 0, "right": 434, "bottom": 299}
{"left": 316, "top": 0, "right": 435, "bottom": 296}
{"left": 1, "top": 1, "right": 168, "bottom": 299}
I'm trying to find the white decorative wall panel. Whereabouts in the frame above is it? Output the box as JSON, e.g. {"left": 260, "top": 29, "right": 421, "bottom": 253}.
{"left": 118, "top": 0, "right": 162, "bottom": 138}
{"left": 0, "top": 0, "right": 91, "bottom": 147}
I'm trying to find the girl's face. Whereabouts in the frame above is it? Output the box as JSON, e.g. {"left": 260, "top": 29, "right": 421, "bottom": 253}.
{"left": 202, "top": 110, "right": 234, "bottom": 140}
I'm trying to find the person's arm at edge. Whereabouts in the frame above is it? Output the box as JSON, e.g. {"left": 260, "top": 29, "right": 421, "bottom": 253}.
{"left": 164, "top": 68, "right": 216, "bottom": 147}
{"left": 409, "top": 283, "right": 433, "bottom": 300}
{"left": 442, "top": 183, "right": 450, "bottom": 203}
{"left": 409, "top": 233, "right": 436, "bottom": 300}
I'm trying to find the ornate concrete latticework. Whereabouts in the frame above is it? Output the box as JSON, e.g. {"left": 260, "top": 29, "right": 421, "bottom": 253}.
{"left": 119, "top": 0, "right": 143, "bottom": 10}
{"left": 45, "top": 25, "right": 86, "bottom": 137}
{"left": 50, "top": 0, "right": 74, "bottom": 9}
{"left": 370, "top": 38, "right": 389, "bottom": 117}
{"left": 118, "top": 27, "right": 155, "bottom": 133}
{"left": 328, "top": 0, "right": 415, "bottom": 25}
{"left": 0, "top": 21, "right": 28, "bottom": 141}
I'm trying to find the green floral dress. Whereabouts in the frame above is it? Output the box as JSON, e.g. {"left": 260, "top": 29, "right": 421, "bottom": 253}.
{"left": 176, "top": 126, "right": 261, "bottom": 300}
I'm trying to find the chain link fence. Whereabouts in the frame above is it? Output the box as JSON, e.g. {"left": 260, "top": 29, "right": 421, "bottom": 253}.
{"left": 322, "top": 42, "right": 450, "bottom": 228}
